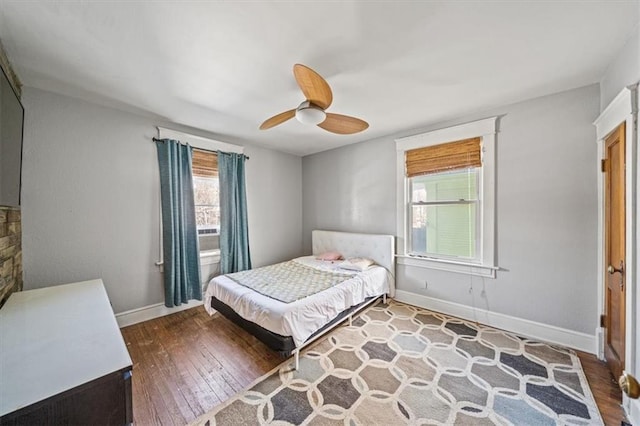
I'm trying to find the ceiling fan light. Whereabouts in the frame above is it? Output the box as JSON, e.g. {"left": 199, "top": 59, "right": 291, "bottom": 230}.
{"left": 295, "top": 106, "right": 326, "bottom": 125}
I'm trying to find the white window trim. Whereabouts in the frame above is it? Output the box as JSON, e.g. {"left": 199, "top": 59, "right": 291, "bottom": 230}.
{"left": 395, "top": 117, "right": 499, "bottom": 278}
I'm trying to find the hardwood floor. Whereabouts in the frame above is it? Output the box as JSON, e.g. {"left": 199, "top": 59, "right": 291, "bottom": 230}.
{"left": 121, "top": 307, "right": 626, "bottom": 426}
{"left": 576, "top": 351, "right": 626, "bottom": 426}
{"left": 121, "top": 307, "right": 282, "bottom": 425}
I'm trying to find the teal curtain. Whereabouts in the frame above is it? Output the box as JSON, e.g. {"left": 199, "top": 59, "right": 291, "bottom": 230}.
{"left": 155, "top": 139, "right": 201, "bottom": 307}
{"left": 218, "top": 151, "right": 251, "bottom": 273}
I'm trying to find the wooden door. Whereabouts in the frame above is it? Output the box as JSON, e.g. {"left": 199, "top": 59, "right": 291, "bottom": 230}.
{"left": 604, "top": 122, "right": 626, "bottom": 380}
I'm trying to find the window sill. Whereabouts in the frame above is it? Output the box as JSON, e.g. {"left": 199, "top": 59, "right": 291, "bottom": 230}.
{"left": 396, "top": 254, "right": 497, "bottom": 278}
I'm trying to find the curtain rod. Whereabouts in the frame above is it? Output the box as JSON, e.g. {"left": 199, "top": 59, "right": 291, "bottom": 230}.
{"left": 152, "top": 137, "right": 249, "bottom": 160}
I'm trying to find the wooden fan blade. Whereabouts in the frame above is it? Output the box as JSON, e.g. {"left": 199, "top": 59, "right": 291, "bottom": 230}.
{"left": 318, "top": 113, "right": 369, "bottom": 135}
{"left": 259, "top": 109, "right": 296, "bottom": 130}
{"left": 293, "top": 64, "right": 333, "bottom": 110}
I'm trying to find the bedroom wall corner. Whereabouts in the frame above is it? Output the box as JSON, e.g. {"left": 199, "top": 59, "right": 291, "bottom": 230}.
{"left": 245, "top": 144, "right": 304, "bottom": 267}
{"left": 302, "top": 84, "right": 601, "bottom": 342}
{"left": 301, "top": 136, "right": 397, "bottom": 254}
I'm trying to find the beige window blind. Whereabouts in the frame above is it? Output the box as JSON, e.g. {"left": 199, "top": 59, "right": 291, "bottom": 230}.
{"left": 405, "top": 137, "right": 481, "bottom": 177}
{"left": 192, "top": 149, "right": 217, "bottom": 178}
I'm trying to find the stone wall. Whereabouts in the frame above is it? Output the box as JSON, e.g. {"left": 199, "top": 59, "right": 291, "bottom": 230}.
{"left": 0, "top": 206, "right": 22, "bottom": 307}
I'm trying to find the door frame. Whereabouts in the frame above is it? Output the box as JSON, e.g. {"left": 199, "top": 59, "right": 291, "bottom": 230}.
{"left": 594, "top": 83, "right": 638, "bottom": 423}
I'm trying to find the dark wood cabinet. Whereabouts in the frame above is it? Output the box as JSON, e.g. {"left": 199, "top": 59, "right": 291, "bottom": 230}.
{"left": 0, "top": 280, "right": 133, "bottom": 425}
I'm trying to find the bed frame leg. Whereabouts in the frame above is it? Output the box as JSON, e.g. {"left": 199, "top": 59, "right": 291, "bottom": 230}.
{"left": 294, "top": 350, "right": 299, "bottom": 371}
{"left": 349, "top": 315, "right": 353, "bottom": 327}
{"left": 383, "top": 293, "right": 387, "bottom": 304}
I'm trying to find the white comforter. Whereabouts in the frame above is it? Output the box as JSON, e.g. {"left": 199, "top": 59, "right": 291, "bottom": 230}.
{"left": 204, "top": 256, "right": 391, "bottom": 347}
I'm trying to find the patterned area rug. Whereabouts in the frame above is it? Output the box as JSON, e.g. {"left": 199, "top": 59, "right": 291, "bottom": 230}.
{"left": 191, "top": 300, "right": 603, "bottom": 425}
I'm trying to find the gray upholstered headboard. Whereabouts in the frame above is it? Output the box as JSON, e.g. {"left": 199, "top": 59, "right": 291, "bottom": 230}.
{"left": 312, "top": 230, "right": 395, "bottom": 296}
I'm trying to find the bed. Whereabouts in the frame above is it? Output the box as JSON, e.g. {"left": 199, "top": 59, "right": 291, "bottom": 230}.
{"left": 204, "top": 230, "right": 395, "bottom": 368}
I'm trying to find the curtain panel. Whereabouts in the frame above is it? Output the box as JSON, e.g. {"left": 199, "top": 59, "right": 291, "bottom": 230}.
{"left": 217, "top": 151, "right": 251, "bottom": 274}
{"left": 155, "top": 139, "right": 202, "bottom": 307}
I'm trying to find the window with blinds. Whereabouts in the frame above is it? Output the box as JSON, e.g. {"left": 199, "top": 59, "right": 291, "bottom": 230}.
{"left": 192, "top": 149, "right": 220, "bottom": 235}
{"left": 406, "top": 137, "right": 482, "bottom": 261}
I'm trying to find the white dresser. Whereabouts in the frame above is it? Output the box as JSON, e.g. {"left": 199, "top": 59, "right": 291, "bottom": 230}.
{"left": 0, "top": 279, "right": 133, "bottom": 425}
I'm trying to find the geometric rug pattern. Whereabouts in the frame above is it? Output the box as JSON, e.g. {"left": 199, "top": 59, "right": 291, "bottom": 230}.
{"left": 191, "top": 300, "right": 603, "bottom": 425}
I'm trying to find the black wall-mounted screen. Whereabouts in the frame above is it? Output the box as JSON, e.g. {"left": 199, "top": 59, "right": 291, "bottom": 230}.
{"left": 0, "top": 66, "right": 24, "bottom": 207}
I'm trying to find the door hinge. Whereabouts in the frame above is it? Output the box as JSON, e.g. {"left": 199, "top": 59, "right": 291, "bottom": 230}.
{"left": 601, "top": 159, "right": 608, "bottom": 173}
{"left": 600, "top": 314, "right": 606, "bottom": 327}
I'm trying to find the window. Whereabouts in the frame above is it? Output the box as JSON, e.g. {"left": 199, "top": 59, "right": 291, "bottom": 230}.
{"left": 155, "top": 127, "right": 244, "bottom": 268}
{"left": 406, "top": 136, "right": 482, "bottom": 262}
{"left": 410, "top": 168, "right": 480, "bottom": 260}
{"left": 192, "top": 149, "right": 219, "bottom": 235}
{"left": 396, "top": 117, "right": 498, "bottom": 277}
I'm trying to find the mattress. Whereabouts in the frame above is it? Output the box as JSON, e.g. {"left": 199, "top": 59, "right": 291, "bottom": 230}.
{"left": 204, "top": 256, "right": 391, "bottom": 347}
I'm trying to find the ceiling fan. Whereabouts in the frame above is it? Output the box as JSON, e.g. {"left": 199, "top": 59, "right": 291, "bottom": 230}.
{"left": 259, "top": 64, "right": 369, "bottom": 135}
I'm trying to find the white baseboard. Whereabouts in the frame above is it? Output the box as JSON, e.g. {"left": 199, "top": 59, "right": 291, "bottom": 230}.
{"left": 394, "top": 290, "right": 596, "bottom": 354}
{"left": 595, "top": 326, "right": 605, "bottom": 360}
{"left": 115, "top": 299, "right": 203, "bottom": 328}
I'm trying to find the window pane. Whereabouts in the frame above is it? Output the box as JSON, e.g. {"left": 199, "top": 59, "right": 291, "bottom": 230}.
{"left": 411, "top": 203, "right": 477, "bottom": 259}
{"left": 193, "top": 176, "right": 219, "bottom": 230}
{"left": 411, "top": 168, "right": 478, "bottom": 202}
{"left": 195, "top": 206, "right": 220, "bottom": 230}
{"left": 193, "top": 176, "right": 219, "bottom": 205}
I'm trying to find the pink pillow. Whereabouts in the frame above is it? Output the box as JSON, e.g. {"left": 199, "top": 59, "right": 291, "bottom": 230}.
{"left": 316, "top": 251, "right": 343, "bottom": 261}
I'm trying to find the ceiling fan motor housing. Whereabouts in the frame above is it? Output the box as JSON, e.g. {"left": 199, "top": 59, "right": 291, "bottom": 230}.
{"left": 295, "top": 101, "right": 326, "bottom": 125}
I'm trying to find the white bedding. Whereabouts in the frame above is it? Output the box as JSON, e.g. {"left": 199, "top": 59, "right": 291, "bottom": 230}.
{"left": 204, "top": 256, "right": 391, "bottom": 347}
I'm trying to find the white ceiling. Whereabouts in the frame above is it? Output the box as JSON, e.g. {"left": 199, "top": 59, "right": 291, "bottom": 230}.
{"left": 0, "top": 1, "right": 638, "bottom": 156}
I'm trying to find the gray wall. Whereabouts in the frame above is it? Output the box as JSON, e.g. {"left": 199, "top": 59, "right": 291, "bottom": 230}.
{"left": 303, "top": 84, "right": 600, "bottom": 334}
{"left": 21, "top": 87, "right": 303, "bottom": 313}
{"left": 600, "top": 23, "right": 640, "bottom": 110}
{"left": 245, "top": 143, "right": 303, "bottom": 266}
{"left": 302, "top": 136, "right": 397, "bottom": 250}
